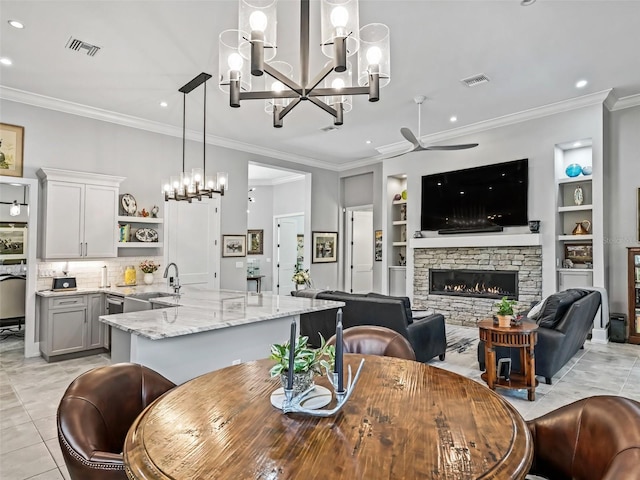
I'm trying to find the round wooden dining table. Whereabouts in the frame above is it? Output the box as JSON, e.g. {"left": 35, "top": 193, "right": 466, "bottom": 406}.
{"left": 124, "top": 355, "right": 533, "bottom": 479}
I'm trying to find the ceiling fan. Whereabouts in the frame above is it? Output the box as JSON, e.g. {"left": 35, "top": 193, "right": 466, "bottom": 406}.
{"left": 388, "top": 95, "right": 479, "bottom": 158}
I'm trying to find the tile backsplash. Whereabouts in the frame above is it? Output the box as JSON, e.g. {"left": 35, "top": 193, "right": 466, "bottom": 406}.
{"left": 36, "top": 256, "right": 164, "bottom": 291}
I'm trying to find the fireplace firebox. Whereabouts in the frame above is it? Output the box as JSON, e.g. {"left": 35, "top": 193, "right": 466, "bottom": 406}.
{"left": 430, "top": 269, "right": 518, "bottom": 299}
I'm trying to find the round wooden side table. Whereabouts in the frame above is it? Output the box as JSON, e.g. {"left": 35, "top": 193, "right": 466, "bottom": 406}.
{"left": 478, "top": 318, "right": 539, "bottom": 401}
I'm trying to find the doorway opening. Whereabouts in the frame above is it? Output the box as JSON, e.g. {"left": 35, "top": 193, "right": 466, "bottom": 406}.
{"left": 344, "top": 206, "right": 373, "bottom": 293}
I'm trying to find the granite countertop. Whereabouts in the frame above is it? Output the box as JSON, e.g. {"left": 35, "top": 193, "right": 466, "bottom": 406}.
{"left": 36, "top": 284, "right": 174, "bottom": 297}
{"left": 98, "top": 287, "right": 344, "bottom": 340}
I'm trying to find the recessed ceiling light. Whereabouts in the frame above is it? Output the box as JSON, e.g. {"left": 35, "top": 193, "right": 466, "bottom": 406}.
{"left": 573, "top": 142, "right": 582, "bottom": 148}
{"left": 365, "top": 140, "right": 371, "bottom": 144}
{"left": 449, "top": 116, "right": 457, "bottom": 123}
{"left": 520, "top": 0, "right": 536, "bottom": 6}
{"left": 160, "top": 101, "right": 168, "bottom": 108}
{"left": 576, "top": 79, "right": 588, "bottom": 88}
{"left": 8, "top": 20, "right": 24, "bottom": 29}
{"left": 0, "top": 58, "right": 12, "bottom": 66}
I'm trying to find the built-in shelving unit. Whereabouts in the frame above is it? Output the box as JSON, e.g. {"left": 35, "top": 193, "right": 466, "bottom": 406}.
{"left": 627, "top": 248, "right": 640, "bottom": 345}
{"left": 117, "top": 216, "right": 164, "bottom": 252}
{"left": 386, "top": 175, "right": 407, "bottom": 295}
{"left": 391, "top": 200, "right": 407, "bottom": 257}
{"left": 554, "top": 140, "right": 595, "bottom": 290}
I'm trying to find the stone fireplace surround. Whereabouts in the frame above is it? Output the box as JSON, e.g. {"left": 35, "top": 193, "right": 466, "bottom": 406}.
{"left": 414, "top": 246, "right": 542, "bottom": 326}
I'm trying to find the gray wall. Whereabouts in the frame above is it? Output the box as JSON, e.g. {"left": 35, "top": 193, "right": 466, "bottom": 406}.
{"left": 383, "top": 103, "right": 605, "bottom": 298}
{"left": 0, "top": 99, "right": 340, "bottom": 290}
{"left": 608, "top": 104, "right": 640, "bottom": 314}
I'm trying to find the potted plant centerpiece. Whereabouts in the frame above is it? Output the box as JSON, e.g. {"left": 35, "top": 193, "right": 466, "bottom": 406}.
{"left": 495, "top": 296, "right": 517, "bottom": 328}
{"left": 269, "top": 335, "right": 334, "bottom": 395}
{"left": 139, "top": 260, "right": 160, "bottom": 285}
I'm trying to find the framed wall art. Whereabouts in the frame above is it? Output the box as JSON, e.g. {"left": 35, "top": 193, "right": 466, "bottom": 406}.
{"left": 374, "top": 230, "right": 382, "bottom": 261}
{"left": 0, "top": 225, "right": 27, "bottom": 260}
{"left": 247, "top": 229, "right": 263, "bottom": 255}
{"left": 312, "top": 231, "right": 338, "bottom": 263}
{"left": 564, "top": 243, "right": 593, "bottom": 264}
{"left": 0, "top": 123, "right": 24, "bottom": 178}
{"left": 222, "top": 235, "right": 246, "bottom": 257}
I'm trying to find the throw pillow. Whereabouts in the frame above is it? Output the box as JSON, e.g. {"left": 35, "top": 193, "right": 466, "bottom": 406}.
{"left": 537, "top": 289, "right": 589, "bottom": 329}
{"left": 527, "top": 297, "right": 548, "bottom": 320}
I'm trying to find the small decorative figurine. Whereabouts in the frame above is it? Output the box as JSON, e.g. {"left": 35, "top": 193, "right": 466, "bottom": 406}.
{"left": 151, "top": 205, "right": 159, "bottom": 218}
{"left": 140, "top": 208, "right": 149, "bottom": 217}
{"left": 574, "top": 185, "right": 584, "bottom": 206}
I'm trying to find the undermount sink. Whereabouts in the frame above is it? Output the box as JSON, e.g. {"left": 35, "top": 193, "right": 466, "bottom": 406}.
{"left": 124, "top": 292, "right": 172, "bottom": 313}
{"left": 125, "top": 292, "right": 168, "bottom": 301}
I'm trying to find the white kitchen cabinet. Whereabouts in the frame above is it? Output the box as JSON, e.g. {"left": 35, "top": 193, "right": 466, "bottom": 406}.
{"left": 557, "top": 269, "right": 593, "bottom": 290}
{"left": 37, "top": 168, "right": 125, "bottom": 259}
{"left": 389, "top": 266, "right": 407, "bottom": 296}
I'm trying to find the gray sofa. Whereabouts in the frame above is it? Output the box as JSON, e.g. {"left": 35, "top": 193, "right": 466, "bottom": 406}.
{"left": 295, "top": 290, "right": 447, "bottom": 363}
{"left": 478, "top": 289, "right": 602, "bottom": 384}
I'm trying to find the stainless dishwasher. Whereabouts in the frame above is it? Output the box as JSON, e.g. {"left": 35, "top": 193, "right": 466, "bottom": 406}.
{"left": 106, "top": 294, "right": 124, "bottom": 314}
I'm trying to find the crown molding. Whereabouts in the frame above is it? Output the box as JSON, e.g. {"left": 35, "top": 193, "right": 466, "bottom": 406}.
{"left": 375, "top": 89, "right": 613, "bottom": 157}
{"left": 0, "top": 86, "right": 341, "bottom": 172}
{"left": 249, "top": 173, "right": 306, "bottom": 186}
{"left": 609, "top": 93, "right": 640, "bottom": 111}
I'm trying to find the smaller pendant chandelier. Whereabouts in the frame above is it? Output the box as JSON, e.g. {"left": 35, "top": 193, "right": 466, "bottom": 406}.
{"left": 163, "top": 73, "right": 228, "bottom": 202}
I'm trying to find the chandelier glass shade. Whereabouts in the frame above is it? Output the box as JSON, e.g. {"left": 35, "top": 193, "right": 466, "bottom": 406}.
{"left": 218, "top": 0, "right": 390, "bottom": 128}
{"left": 163, "top": 73, "right": 228, "bottom": 202}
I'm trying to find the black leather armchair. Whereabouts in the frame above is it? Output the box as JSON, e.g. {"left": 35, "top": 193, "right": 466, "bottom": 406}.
{"left": 299, "top": 291, "right": 446, "bottom": 363}
{"left": 478, "top": 289, "right": 601, "bottom": 384}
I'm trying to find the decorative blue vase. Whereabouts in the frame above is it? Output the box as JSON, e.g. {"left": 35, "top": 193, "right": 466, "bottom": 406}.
{"left": 581, "top": 165, "right": 592, "bottom": 176}
{"left": 565, "top": 163, "right": 582, "bottom": 177}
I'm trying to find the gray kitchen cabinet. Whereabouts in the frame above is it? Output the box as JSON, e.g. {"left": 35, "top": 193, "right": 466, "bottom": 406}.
{"left": 37, "top": 168, "right": 125, "bottom": 259}
{"left": 39, "top": 294, "right": 108, "bottom": 362}
{"left": 87, "top": 293, "right": 107, "bottom": 349}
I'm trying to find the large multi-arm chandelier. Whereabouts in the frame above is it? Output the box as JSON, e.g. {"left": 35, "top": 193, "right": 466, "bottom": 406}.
{"left": 218, "top": 0, "right": 391, "bottom": 128}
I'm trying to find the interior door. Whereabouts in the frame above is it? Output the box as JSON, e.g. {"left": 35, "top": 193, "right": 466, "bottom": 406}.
{"left": 276, "top": 217, "right": 300, "bottom": 295}
{"left": 347, "top": 209, "right": 373, "bottom": 293}
{"left": 166, "top": 197, "right": 220, "bottom": 288}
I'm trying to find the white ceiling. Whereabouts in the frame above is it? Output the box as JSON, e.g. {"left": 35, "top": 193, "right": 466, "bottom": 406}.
{"left": 1, "top": 0, "right": 640, "bottom": 171}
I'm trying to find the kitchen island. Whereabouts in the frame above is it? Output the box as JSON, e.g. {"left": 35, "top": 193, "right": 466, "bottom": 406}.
{"left": 99, "top": 287, "right": 344, "bottom": 384}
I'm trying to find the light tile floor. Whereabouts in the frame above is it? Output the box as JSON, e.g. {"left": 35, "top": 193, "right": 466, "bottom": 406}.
{"left": 0, "top": 325, "right": 638, "bottom": 479}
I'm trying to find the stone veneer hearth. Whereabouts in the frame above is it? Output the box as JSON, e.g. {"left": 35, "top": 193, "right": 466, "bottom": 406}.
{"left": 414, "top": 246, "right": 542, "bottom": 326}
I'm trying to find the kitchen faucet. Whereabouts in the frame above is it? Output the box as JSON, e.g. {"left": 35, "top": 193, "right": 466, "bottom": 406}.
{"left": 163, "top": 262, "right": 181, "bottom": 294}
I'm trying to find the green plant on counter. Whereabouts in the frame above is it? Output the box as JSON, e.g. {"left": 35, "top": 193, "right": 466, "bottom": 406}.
{"left": 269, "top": 335, "right": 334, "bottom": 377}
{"left": 496, "top": 296, "right": 517, "bottom": 316}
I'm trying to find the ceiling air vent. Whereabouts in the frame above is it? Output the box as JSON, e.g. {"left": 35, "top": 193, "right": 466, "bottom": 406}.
{"left": 460, "top": 73, "right": 490, "bottom": 88}
{"left": 65, "top": 37, "right": 101, "bottom": 57}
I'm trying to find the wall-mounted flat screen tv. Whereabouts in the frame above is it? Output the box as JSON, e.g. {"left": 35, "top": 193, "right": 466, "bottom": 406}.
{"left": 421, "top": 159, "right": 528, "bottom": 233}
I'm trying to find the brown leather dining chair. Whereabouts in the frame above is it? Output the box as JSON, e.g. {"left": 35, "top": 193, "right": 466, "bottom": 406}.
{"left": 526, "top": 395, "right": 640, "bottom": 480}
{"left": 57, "top": 363, "right": 176, "bottom": 480}
{"left": 327, "top": 325, "right": 417, "bottom": 360}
